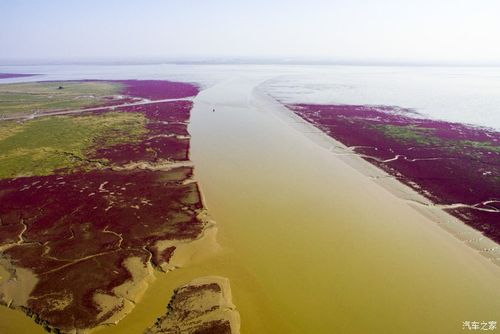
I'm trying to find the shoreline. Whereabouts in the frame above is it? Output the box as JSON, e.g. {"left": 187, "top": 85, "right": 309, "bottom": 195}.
{"left": 86, "top": 215, "right": 222, "bottom": 334}
{"left": 253, "top": 85, "right": 500, "bottom": 267}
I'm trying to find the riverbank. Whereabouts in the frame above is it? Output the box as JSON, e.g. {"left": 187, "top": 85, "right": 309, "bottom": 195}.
{"left": 255, "top": 87, "right": 499, "bottom": 266}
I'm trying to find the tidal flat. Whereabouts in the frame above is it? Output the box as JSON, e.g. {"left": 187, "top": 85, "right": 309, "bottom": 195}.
{"left": 1, "top": 65, "right": 500, "bottom": 334}
{"left": 0, "top": 79, "right": 218, "bottom": 333}
{"left": 285, "top": 103, "right": 500, "bottom": 246}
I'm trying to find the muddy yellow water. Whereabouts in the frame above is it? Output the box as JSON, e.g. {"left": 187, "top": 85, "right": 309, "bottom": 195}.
{"left": 1, "top": 76, "right": 500, "bottom": 334}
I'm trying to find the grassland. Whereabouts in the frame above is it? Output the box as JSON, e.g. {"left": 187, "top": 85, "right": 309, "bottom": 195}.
{"left": 375, "top": 123, "right": 500, "bottom": 154}
{"left": 374, "top": 124, "right": 441, "bottom": 145}
{"left": 0, "top": 112, "right": 147, "bottom": 179}
{"left": 0, "top": 81, "right": 123, "bottom": 117}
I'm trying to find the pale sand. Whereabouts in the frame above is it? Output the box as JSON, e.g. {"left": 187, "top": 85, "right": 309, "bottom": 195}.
{"left": 154, "top": 210, "right": 222, "bottom": 272}
{"left": 93, "top": 256, "right": 155, "bottom": 329}
{"left": 0, "top": 257, "right": 38, "bottom": 308}
{"left": 111, "top": 160, "right": 194, "bottom": 172}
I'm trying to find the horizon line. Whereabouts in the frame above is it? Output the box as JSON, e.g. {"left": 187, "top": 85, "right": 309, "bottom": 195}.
{"left": 1, "top": 57, "right": 500, "bottom": 67}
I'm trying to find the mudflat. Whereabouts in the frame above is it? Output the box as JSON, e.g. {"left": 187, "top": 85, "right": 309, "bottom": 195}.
{"left": 0, "top": 79, "right": 213, "bottom": 333}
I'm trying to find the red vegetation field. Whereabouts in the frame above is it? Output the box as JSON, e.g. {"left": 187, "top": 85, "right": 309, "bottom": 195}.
{"left": 91, "top": 101, "right": 193, "bottom": 164}
{"left": 118, "top": 80, "right": 199, "bottom": 100}
{"left": 1, "top": 168, "right": 203, "bottom": 330}
{"left": 0, "top": 80, "right": 203, "bottom": 332}
{"left": 287, "top": 104, "right": 500, "bottom": 243}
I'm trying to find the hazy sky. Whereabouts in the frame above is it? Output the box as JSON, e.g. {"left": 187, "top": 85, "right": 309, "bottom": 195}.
{"left": 1, "top": 0, "right": 499, "bottom": 64}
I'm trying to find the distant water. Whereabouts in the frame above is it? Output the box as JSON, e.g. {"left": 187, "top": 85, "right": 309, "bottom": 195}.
{"left": 263, "top": 66, "right": 500, "bottom": 130}
{"left": 1, "top": 64, "right": 499, "bottom": 129}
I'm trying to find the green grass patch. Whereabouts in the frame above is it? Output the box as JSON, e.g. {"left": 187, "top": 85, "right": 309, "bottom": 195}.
{"left": 0, "top": 112, "right": 147, "bottom": 179}
{"left": 0, "top": 81, "right": 123, "bottom": 117}
{"left": 373, "top": 124, "right": 499, "bottom": 156}
{"left": 456, "top": 140, "right": 500, "bottom": 153}
{"left": 374, "top": 124, "right": 441, "bottom": 146}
